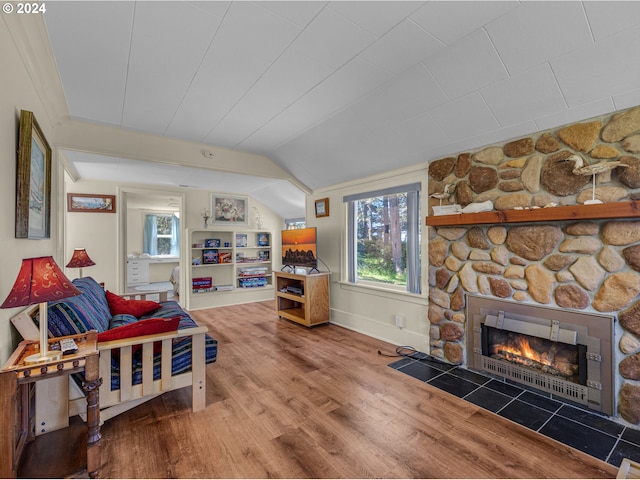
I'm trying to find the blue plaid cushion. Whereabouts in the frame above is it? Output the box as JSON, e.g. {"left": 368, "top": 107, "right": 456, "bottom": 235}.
{"left": 72, "top": 277, "right": 112, "bottom": 325}
{"left": 107, "top": 305, "right": 218, "bottom": 390}
{"left": 45, "top": 278, "right": 111, "bottom": 337}
{"left": 109, "top": 314, "right": 138, "bottom": 329}
{"left": 107, "top": 334, "right": 217, "bottom": 390}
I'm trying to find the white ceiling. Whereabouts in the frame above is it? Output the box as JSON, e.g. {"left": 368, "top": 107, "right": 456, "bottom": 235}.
{"left": 63, "top": 150, "right": 306, "bottom": 219}
{"left": 45, "top": 1, "right": 640, "bottom": 218}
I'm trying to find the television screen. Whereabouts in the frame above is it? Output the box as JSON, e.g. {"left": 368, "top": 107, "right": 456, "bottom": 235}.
{"left": 281, "top": 227, "right": 317, "bottom": 268}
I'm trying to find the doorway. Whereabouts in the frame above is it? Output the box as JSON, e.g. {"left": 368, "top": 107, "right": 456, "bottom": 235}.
{"left": 119, "top": 187, "right": 185, "bottom": 303}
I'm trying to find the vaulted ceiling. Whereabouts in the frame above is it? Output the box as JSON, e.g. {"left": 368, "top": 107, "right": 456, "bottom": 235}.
{"left": 44, "top": 1, "right": 640, "bottom": 218}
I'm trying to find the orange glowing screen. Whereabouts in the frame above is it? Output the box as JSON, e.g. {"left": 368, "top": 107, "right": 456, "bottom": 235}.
{"left": 281, "top": 227, "right": 317, "bottom": 266}
{"left": 282, "top": 228, "right": 316, "bottom": 246}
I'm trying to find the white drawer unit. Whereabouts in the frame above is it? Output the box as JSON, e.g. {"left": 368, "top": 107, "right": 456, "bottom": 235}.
{"left": 127, "top": 259, "right": 149, "bottom": 285}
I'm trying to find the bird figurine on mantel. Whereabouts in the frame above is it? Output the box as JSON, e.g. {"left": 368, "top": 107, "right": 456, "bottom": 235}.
{"left": 565, "top": 154, "right": 628, "bottom": 205}
{"left": 430, "top": 182, "right": 455, "bottom": 206}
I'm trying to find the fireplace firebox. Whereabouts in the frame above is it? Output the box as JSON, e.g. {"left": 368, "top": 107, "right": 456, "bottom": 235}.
{"left": 466, "top": 295, "right": 615, "bottom": 416}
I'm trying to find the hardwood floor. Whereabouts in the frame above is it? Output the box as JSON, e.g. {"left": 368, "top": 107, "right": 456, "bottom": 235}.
{"left": 22, "top": 300, "right": 617, "bottom": 478}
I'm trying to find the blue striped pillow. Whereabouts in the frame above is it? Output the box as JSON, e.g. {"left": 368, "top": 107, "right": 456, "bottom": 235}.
{"left": 44, "top": 277, "right": 111, "bottom": 337}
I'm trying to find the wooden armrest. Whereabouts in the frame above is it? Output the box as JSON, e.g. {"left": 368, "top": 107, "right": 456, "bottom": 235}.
{"left": 97, "top": 326, "right": 208, "bottom": 351}
{"left": 617, "top": 458, "right": 640, "bottom": 479}
{"left": 11, "top": 304, "right": 41, "bottom": 340}
{"left": 119, "top": 291, "right": 168, "bottom": 302}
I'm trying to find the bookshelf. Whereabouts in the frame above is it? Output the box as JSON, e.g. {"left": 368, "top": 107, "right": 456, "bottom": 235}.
{"left": 187, "top": 228, "right": 274, "bottom": 310}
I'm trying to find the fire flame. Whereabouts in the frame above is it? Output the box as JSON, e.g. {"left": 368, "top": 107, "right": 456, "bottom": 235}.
{"left": 492, "top": 336, "right": 552, "bottom": 366}
{"left": 489, "top": 330, "right": 579, "bottom": 381}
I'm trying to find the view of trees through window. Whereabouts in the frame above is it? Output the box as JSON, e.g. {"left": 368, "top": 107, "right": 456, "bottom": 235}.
{"left": 286, "top": 220, "right": 306, "bottom": 230}
{"left": 356, "top": 192, "right": 407, "bottom": 286}
{"left": 156, "top": 214, "right": 173, "bottom": 255}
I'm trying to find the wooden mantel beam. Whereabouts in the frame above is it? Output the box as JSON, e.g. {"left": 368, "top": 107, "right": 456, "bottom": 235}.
{"left": 426, "top": 201, "right": 640, "bottom": 227}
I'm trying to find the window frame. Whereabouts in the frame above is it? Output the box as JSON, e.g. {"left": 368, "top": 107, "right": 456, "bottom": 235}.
{"left": 285, "top": 217, "right": 306, "bottom": 230}
{"left": 143, "top": 212, "right": 180, "bottom": 257}
{"left": 344, "top": 182, "right": 421, "bottom": 294}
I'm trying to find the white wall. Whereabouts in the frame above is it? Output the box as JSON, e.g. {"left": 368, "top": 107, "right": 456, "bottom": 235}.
{"left": 0, "top": 15, "right": 68, "bottom": 363}
{"left": 307, "top": 164, "right": 431, "bottom": 352}
{"left": 64, "top": 176, "right": 283, "bottom": 295}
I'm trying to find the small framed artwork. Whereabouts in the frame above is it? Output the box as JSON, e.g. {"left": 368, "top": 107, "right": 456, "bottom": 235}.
{"left": 16, "top": 110, "right": 52, "bottom": 239}
{"left": 315, "top": 198, "right": 329, "bottom": 218}
{"left": 67, "top": 193, "right": 116, "bottom": 213}
{"left": 211, "top": 194, "right": 248, "bottom": 225}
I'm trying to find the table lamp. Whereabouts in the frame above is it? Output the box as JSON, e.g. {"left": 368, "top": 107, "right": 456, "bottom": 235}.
{"left": 66, "top": 247, "right": 96, "bottom": 278}
{"left": 1, "top": 256, "right": 82, "bottom": 364}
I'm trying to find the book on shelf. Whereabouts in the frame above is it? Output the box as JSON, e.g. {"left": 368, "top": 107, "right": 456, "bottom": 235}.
{"left": 218, "top": 252, "right": 232, "bottom": 264}
{"left": 237, "top": 256, "right": 263, "bottom": 263}
{"left": 192, "top": 276, "right": 214, "bottom": 293}
{"left": 192, "top": 287, "right": 215, "bottom": 293}
{"left": 257, "top": 233, "right": 269, "bottom": 246}
{"left": 203, "top": 249, "right": 218, "bottom": 264}
{"left": 238, "top": 266, "right": 268, "bottom": 276}
{"left": 238, "top": 276, "right": 267, "bottom": 288}
{"left": 205, "top": 238, "right": 220, "bottom": 247}
{"left": 235, "top": 233, "right": 247, "bottom": 247}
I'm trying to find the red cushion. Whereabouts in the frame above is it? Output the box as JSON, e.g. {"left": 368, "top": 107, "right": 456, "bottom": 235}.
{"left": 106, "top": 290, "right": 161, "bottom": 317}
{"left": 97, "top": 316, "right": 180, "bottom": 343}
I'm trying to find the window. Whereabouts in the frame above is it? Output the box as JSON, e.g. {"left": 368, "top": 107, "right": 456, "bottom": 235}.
{"left": 143, "top": 213, "right": 180, "bottom": 256}
{"left": 285, "top": 217, "right": 306, "bottom": 230}
{"left": 345, "top": 183, "right": 421, "bottom": 293}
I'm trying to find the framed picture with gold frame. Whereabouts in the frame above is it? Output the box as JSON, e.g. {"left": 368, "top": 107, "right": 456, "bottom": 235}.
{"left": 15, "top": 110, "right": 51, "bottom": 239}
{"left": 315, "top": 198, "right": 329, "bottom": 218}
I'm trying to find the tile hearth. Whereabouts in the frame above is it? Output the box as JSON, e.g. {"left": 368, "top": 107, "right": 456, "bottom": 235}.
{"left": 389, "top": 353, "right": 640, "bottom": 468}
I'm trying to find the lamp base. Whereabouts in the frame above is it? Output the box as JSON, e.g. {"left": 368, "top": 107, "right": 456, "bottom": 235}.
{"left": 24, "top": 350, "right": 62, "bottom": 365}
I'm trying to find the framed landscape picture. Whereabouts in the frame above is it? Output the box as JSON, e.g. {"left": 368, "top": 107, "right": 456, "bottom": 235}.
{"left": 67, "top": 193, "right": 116, "bottom": 213}
{"left": 15, "top": 110, "right": 51, "bottom": 239}
{"left": 211, "top": 194, "right": 247, "bottom": 225}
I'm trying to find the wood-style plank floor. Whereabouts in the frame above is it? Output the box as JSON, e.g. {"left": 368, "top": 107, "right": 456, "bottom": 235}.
{"left": 21, "top": 300, "right": 617, "bottom": 478}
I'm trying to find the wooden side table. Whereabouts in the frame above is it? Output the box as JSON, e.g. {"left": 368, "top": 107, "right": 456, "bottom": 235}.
{"left": 0, "top": 331, "right": 102, "bottom": 478}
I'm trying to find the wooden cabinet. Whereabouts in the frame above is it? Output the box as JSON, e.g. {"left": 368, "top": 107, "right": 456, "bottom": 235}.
{"left": 274, "top": 271, "right": 330, "bottom": 327}
{"left": 186, "top": 229, "right": 274, "bottom": 310}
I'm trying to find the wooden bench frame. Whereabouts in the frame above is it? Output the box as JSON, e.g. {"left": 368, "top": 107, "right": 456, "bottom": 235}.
{"left": 10, "top": 291, "right": 208, "bottom": 434}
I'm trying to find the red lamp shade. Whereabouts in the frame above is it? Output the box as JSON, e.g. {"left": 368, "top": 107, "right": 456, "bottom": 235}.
{"left": 1, "top": 257, "right": 82, "bottom": 364}
{"left": 66, "top": 248, "right": 96, "bottom": 269}
{"left": 1, "top": 256, "right": 81, "bottom": 309}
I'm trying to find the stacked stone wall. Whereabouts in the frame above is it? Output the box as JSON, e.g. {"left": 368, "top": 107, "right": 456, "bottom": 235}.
{"left": 427, "top": 105, "right": 640, "bottom": 425}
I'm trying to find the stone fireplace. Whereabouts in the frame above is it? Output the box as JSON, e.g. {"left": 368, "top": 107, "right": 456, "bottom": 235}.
{"left": 466, "top": 294, "right": 615, "bottom": 415}
{"left": 427, "top": 104, "right": 640, "bottom": 427}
